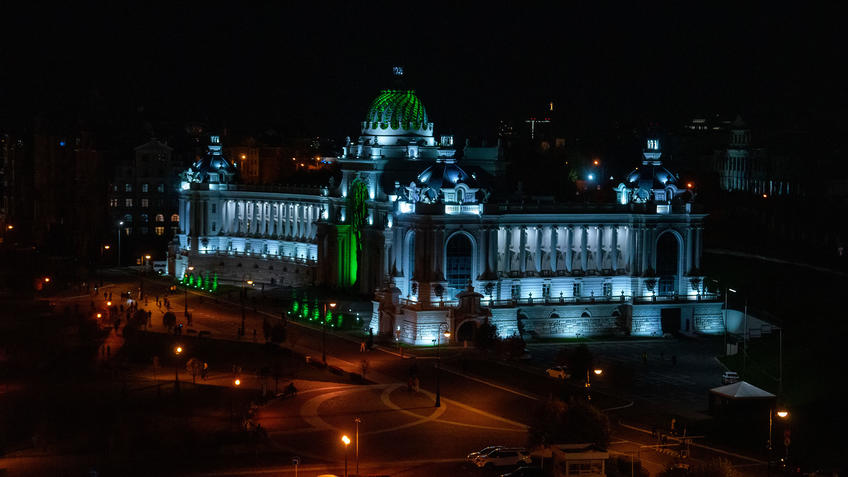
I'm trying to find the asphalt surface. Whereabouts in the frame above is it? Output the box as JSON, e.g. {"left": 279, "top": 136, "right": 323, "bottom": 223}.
{"left": 3, "top": 270, "right": 772, "bottom": 476}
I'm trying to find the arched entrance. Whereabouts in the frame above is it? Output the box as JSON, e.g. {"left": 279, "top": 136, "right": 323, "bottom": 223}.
{"left": 656, "top": 232, "right": 679, "bottom": 296}
{"left": 445, "top": 233, "right": 473, "bottom": 299}
{"left": 457, "top": 320, "right": 477, "bottom": 342}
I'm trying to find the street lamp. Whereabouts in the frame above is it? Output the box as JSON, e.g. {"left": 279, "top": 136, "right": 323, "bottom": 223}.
{"left": 586, "top": 367, "right": 603, "bottom": 401}
{"left": 322, "top": 302, "right": 336, "bottom": 364}
{"left": 435, "top": 322, "right": 450, "bottom": 407}
{"left": 184, "top": 266, "right": 195, "bottom": 318}
{"left": 341, "top": 434, "right": 351, "bottom": 477}
{"left": 240, "top": 278, "right": 254, "bottom": 336}
{"left": 117, "top": 221, "right": 124, "bottom": 267}
{"left": 768, "top": 408, "right": 790, "bottom": 474}
{"left": 354, "top": 417, "right": 361, "bottom": 475}
{"left": 174, "top": 345, "right": 183, "bottom": 392}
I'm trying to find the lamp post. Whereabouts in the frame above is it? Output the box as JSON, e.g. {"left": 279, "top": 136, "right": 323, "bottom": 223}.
{"left": 435, "top": 322, "right": 450, "bottom": 407}
{"left": 117, "top": 221, "right": 124, "bottom": 267}
{"left": 100, "top": 244, "right": 110, "bottom": 287}
{"left": 240, "top": 278, "right": 254, "bottom": 336}
{"left": 341, "top": 434, "right": 351, "bottom": 477}
{"left": 231, "top": 377, "right": 241, "bottom": 427}
{"left": 322, "top": 302, "right": 336, "bottom": 364}
{"left": 174, "top": 345, "right": 183, "bottom": 392}
{"left": 586, "top": 367, "right": 603, "bottom": 401}
{"left": 184, "top": 266, "right": 194, "bottom": 318}
{"left": 725, "top": 287, "right": 737, "bottom": 356}
{"left": 354, "top": 417, "right": 361, "bottom": 475}
{"left": 768, "top": 408, "right": 789, "bottom": 475}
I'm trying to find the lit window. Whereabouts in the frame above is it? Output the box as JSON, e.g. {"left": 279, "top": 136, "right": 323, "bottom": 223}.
{"left": 125, "top": 183, "right": 132, "bottom": 192}
{"left": 109, "top": 198, "right": 118, "bottom": 207}
{"left": 511, "top": 283, "right": 521, "bottom": 300}
{"left": 157, "top": 183, "right": 165, "bottom": 193}
{"left": 140, "top": 214, "right": 149, "bottom": 223}
{"left": 155, "top": 226, "right": 165, "bottom": 236}
{"left": 155, "top": 214, "right": 164, "bottom": 222}
{"left": 142, "top": 183, "right": 148, "bottom": 193}
{"left": 171, "top": 214, "right": 179, "bottom": 222}
{"left": 542, "top": 283, "right": 551, "bottom": 299}
{"left": 573, "top": 282, "right": 581, "bottom": 297}
{"left": 125, "top": 198, "right": 133, "bottom": 207}
{"left": 140, "top": 198, "right": 149, "bottom": 208}
{"left": 603, "top": 282, "right": 612, "bottom": 297}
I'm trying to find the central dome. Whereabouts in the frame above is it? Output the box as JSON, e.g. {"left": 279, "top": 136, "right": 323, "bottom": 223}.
{"left": 364, "top": 89, "right": 429, "bottom": 131}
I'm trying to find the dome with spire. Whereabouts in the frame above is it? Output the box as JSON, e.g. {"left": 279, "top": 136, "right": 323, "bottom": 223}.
{"left": 360, "top": 88, "right": 434, "bottom": 137}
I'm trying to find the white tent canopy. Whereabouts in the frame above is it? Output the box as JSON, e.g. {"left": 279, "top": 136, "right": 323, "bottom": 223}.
{"left": 709, "top": 381, "right": 775, "bottom": 399}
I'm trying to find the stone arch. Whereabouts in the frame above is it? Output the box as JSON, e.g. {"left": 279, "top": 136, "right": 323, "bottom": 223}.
{"left": 655, "top": 229, "right": 684, "bottom": 296}
{"left": 456, "top": 319, "right": 478, "bottom": 342}
{"left": 581, "top": 310, "right": 591, "bottom": 318}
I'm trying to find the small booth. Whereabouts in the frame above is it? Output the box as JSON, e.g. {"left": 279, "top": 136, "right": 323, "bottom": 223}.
{"left": 552, "top": 443, "right": 609, "bottom": 477}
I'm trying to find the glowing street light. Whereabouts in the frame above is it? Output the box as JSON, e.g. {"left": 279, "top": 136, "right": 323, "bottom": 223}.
{"left": 5, "top": 224, "right": 12, "bottom": 230}
{"left": 43, "top": 277, "right": 50, "bottom": 283}
{"left": 586, "top": 367, "right": 603, "bottom": 400}
{"left": 776, "top": 410, "right": 789, "bottom": 419}
{"left": 106, "top": 301, "right": 112, "bottom": 307}
{"left": 234, "top": 378, "right": 241, "bottom": 387}
{"left": 593, "top": 368, "right": 603, "bottom": 375}
{"left": 593, "top": 159, "right": 600, "bottom": 166}
{"left": 174, "top": 345, "right": 183, "bottom": 392}
{"left": 341, "top": 435, "right": 351, "bottom": 477}
{"left": 435, "top": 322, "right": 450, "bottom": 407}
{"left": 96, "top": 313, "right": 102, "bottom": 319}
{"left": 104, "top": 245, "right": 110, "bottom": 250}
{"left": 185, "top": 266, "right": 195, "bottom": 318}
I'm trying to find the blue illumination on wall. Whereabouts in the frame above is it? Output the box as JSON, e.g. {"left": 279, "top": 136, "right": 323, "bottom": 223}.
{"left": 59, "top": 141, "right": 66, "bottom": 147}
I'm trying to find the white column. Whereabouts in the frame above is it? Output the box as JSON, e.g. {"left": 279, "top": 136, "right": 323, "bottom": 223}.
{"left": 550, "top": 226, "right": 559, "bottom": 272}
{"left": 565, "top": 226, "right": 573, "bottom": 273}
{"left": 534, "top": 225, "right": 542, "bottom": 273}
{"left": 685, "top": 227, "right": 693, "bottom": 274}
{"left": 596, "top": 225, "right": 604, "bottom": 273}
{"left": 505, "top": 226, "right": 513, "bottom": 274}
{"left": 519, "top": 226, "right": 527, "bottom": 274}
{"left": 489, "top": 226, "right": 498, "bottom": 275}
{"left": 580, "top": 225, "right": 588, "bottom": 272}
{"left": 611, "top": 226, "right": 619, "bottom": 272}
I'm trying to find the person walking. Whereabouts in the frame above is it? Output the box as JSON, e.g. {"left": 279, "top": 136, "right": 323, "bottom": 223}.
{"left": 360, "top": 340, "right": 366, "bottom": 352}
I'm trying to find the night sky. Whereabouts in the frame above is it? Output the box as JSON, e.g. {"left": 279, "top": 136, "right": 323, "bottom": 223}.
{"left": 1, "top": 3, "right": 841, "bottom": 141}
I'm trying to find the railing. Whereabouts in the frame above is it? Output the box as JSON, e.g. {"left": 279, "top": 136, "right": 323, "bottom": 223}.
{"left": 196, "top": 249, "right": 317, "bottom": 264}
{"left": 397, "top": 293, "right": 720, "bottom": 310}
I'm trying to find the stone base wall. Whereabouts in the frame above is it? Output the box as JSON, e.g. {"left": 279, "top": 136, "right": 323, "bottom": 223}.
{"left": 186, "top": 253, "right": 315, "bottom": 288}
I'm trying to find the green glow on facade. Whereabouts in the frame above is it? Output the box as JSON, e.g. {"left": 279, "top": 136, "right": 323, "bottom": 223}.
{"left": 365, "top": 90, "right": 428, "bottom": 130}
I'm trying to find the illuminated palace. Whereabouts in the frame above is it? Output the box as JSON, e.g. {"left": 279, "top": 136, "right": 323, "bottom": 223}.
{"left": 176, "top": 72, "right": 724, "bottom": 344}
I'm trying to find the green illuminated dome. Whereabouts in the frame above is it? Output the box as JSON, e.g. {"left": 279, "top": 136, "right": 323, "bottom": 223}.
{"left": 364, "top": 89, "right": 430, "bottom": 131}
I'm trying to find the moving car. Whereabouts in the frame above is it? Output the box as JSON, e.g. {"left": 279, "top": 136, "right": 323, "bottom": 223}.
{"left": 466, "top": 446, "right": 503, "bottom": 463}
{"left": 721, "top": 371, "right": 739, "bottom": 384}
{"left": 499, "top": 466, "right": 543, "bottom": 477}
{"left": 545, "top": 365, "right": 570, "bottom": 380}
{"left": 474, "top": 448, "right": 532, "bottom": 468}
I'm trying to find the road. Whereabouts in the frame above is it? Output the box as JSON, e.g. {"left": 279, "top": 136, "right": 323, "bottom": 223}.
{"left": 9, "top": 270, "right": 770, "bottom": 476}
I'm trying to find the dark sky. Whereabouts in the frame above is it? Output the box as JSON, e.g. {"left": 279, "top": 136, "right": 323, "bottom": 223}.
{"left": 1, "top": 3, "right": 842, "bottom": 140}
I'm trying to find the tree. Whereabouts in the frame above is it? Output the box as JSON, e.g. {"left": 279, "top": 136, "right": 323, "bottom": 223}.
{"left": 162, "top": 311, "right": 176, "bottom": 330}
{"left": 502, "top": 336, "right": 526, "bottom": 359}
{"left": 568, "top": 344, "right": 594, "bottom": 378}
{"left": 474, "top": 320, "right": 499, "bottom": 351}
{"left": 658, "top": 459, "right": 738, "bottom": 477}
{"left": 527, "top": 397, "right": 610, "bottom": 449}
{"left": 185, "top": 357, "right": 203, "bottom": 384}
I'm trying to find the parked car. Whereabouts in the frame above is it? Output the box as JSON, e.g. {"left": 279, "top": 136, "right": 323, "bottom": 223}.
{"left": 474, "top": 448, "right": 531, "bottom": 468}
{"left": 545, "top": 366, "right": 570, "bottom": 380}
{"left": 466, "top": 445, "right": 503, "bottom": 463}
{"left": 500, "top": 466, "right": 543, "bottom": 477}
{"left": 721, "top": 371, "right": 739, "bottom": 384}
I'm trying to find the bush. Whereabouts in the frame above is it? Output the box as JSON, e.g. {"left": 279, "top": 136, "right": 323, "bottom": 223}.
{"left": 527, "top": 397, "right": 610, "bottom": 449}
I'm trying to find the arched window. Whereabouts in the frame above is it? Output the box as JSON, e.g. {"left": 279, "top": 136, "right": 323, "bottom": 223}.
{"left": 140, "top": 214, "right": 149, "bottom": 223}
{"left": 656, "top": 232, "right": 679, "bottom": 296}
{"left": 155, "top": 214, "right": 165, "bottom": 222}
{"left": 171, "top": 214, "right": 179, "bottom": 222}
{"left": 456, "top": 188, "right": 464, "bottom": 203}
{"left": 123, "top": 214, "right": 132, "bottom": 222}
{"left": 446, "top": 233, "right": 473, "bottom": 295}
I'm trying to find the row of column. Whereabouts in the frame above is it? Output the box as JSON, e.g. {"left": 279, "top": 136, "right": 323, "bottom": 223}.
{"left": 217, "top": 199, "right": 323, "bottom": 241}
{"left": 498, "top": 225, "right": 629, "bottom": 275}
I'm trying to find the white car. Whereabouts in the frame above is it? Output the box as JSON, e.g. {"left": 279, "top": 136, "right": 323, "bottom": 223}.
{"left": 474, "top": 448, "right": 532, "bottom": 468}
{"left": 545, "top": 366, "right": 570, "bottom": 380}
{"left": 466, "top": 445, "right": 503, "bottom": 462}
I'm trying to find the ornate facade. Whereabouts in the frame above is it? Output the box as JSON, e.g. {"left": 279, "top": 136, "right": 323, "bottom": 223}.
{"left": 176, "top": 74, "right": 723, "bottom": 343}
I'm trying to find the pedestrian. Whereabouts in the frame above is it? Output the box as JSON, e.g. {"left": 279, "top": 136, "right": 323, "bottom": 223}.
{"left": 360, "top": 340, "right": 366, "bottom": 352}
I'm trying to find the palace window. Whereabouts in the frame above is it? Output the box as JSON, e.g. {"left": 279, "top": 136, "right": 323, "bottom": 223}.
{"left": 211, "top": 222, "right": 216, "bottom": 232}
{"left": 155, "top": 214, "right": 164, "bottom": 222}
{"left": 211, "top": 203, "right": 216, "bottom": 213}
{"left": 124, "top": 198, "right": 133, "bottom": 207}
{"left": 142, "top": 183, "right": 148, "bottom": 193}
{"left": 511, "top": 283, "right": 521, "bottom": 300}
{"left": 155, "top": 226, "right": 165, "bottom": 236}
{"left": 603, "top": 282, "right": 613, "bottom": 297}
{"left": 140, "top": 198, "right": 149, "bottom": 208}
{"left": 157, "top": 183, "right": 165, "bottom": 193}
{"left": 109, "top": 198, "right": 118, "bottom": 207}
{"left": 124, "top": 183, "right": 132, "bottom": 192}
{"left": 171, "top": 214, "right": 179, "bottom": 222}
{"left": 573, "top": 282, "right": 581, "bottom": 297}
{"left": 140, "top": 214, "right": 149, "bottom": 223}
{"left": 542, "top": 283, "right": 551, "bottom": 299}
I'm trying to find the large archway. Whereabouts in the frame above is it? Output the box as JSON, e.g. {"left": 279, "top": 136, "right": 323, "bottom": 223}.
{"left": 445, "top": 232, "right": 473, "bottom": 299}
{"left": 656, "top": 232, "right": 680, "bottom": 296}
